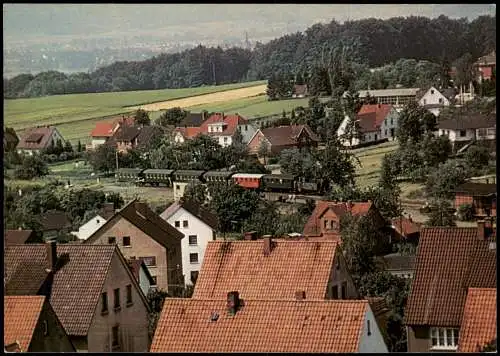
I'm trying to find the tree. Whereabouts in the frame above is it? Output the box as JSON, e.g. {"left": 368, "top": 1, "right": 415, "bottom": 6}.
{"left": 183, "top": 181, "right": 208, "bottom": 207}
{"left": 134, "top": 109, "right": 151, "bottom": 126}
{"left": 14, "top": 155, "right": 49, "bottom": 180}
{"left": 315, "top": 138, "right": 358, "bottom": 191}
{"left": 420, "top": 133, "right": 452, "bottom": 169}
{"left": 464, "top": 145, "right": 491, "bottom": 170}
{"left": 425, "top": 159, "right": 470, "bottom": 199}
{"left": 63, "top": 140, "right": 74, "bottom": 153}
{"left": 425, "top": 198, "right": 456, "bottom": 227}
{"left": 88, "top": 144, "right": 117, "bottom": 173}
{"left": 77, "top": 140, "right": 83, "bottom": 152}
{"left": 380, "top": 151, "right": 402, "bottom": 190}
{"left": 257, "top": 139, "right": 270, "bottom": 165}
{"left": 396, "top": 102, "right": 426, "bottom": 146}
{"left": 242, "top": 200, "right": 280, "bottom": 237}
{"left": 55, "top": 139, "right": 64, "bottom": 154}
{"left": 155, "top": 107, "right": 187, "bottom": 127}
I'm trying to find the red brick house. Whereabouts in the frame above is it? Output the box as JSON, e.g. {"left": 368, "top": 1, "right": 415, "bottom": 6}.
{"left": 4, "top": 242, "right": 151, "bottom": 352}
{"left": 454, "top": 182, "right": 497, "bottom": 218}
{"left": 4, "top": 295, "right": 75, "bottom": 352}
{"left": 247, "top": 124, "right": 319, "bottom": 156}
{"left": 404, "top": 221, "right": 496, "bottom": 352}
{"left": 192, "top": 238, "right": 358, "bottom": 301}
{"left": 457, "top": 288, "right": 496, "bottom": 352}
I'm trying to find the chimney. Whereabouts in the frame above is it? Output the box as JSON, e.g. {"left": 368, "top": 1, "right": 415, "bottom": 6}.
{"left": 46, "top": 240, "right": 57, "bottom": 271}
{"left": 244, "top": 231, "right": 257, "bottom": 241}
{"left": 263, "top": 236, "right": 273, "bottom": 256}
{"left": 295, "top": 290, "right": 306, "bottom": 301}
{"left": 201, "top": 111, "right": 206, "bottom": 121}
{"left": 220, "top": 112, "right": 224, "bottom": 120}
{"left": 227, "top": 291, "right": 240, "bottom": 316}
{"left": 477, "top": 220, "right": 485, "bottom": 240}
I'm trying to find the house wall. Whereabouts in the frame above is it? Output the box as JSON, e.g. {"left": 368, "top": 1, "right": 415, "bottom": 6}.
{"left": 69, "top": 336, "right": 88, "bottom": 352}
{"left": 173, "top": 182, "right": 188, "bottom": 202}
{"left": 28, "top": 299, "right": 75, "bottom": 352}
{"left": 87, "top": 217, "right": 172, "bottom": 291}
{"left": 238, "top": 124, "right": 257, "bottom": 143}
{"left": 162, "top": 207, "right": 216, "bottom": 286}
{"left": 380, "top": 108, "right": 399, "bottom": 140}
{"left": 138, "top": 267, "right": 153, "bottom": 296}
{"left": 358, "top": 306, "right": 389, "bottom": 353}
{"left": 329, "top": 251, "right": 359, "bottom": 300}
{"left": 174, "top": 132, "right": 185, "bottom": 144}
{"left": 73, "top": 215, "right": 107, "bottom": 241}
{"left": 418, "top": 88, "right": 450, "bottom": 107}
{"left": 247, "top": 131, "right": 267, "bottom": 155}
{"left": 407, "top": 325, "right": 433, "bottom": 352}
{"left": 214, "top": 135, "right": 233, "bottom": 147}
{"left": 337, "top": 115, "right": 361, "bottom": 147}
{"left": 438, "top": 128, "right": 476, "bottom": 142}
{"left": 91, "top": 138, "right": 108, "bottom": 149}
{"left": 87, "top": 252, "right": 150, "bottom": 352}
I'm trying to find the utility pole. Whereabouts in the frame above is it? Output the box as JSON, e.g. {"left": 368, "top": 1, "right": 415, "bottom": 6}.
{"left": 212, "top": 59, "right": 216, "bottom": 86}
{"left": 115, "top": 150, "right": 119, "bottom": 183}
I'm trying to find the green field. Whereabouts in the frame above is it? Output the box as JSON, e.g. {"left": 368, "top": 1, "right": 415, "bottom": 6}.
{"left": 4, "top": 81, "right": 265, "bottom": 143}
{"left": 353, "top": 141, "right": 399, "bottom": 188}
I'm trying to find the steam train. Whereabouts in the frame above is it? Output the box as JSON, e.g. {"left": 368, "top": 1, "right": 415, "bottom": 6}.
{"left": 116, "top": 168, "right": 323, "bottom": 195}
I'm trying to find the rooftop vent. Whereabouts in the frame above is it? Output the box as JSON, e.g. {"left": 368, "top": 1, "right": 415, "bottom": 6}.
{"left": 210, "top": 312, "right": 219, "bottom": 322}
{"left": 295, "top": 290, "right": 306, "bottom": 301}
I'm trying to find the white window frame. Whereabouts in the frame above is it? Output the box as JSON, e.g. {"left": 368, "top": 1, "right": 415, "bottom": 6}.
{"left": 430, "top": 327, "right": 459, "bottom": 350}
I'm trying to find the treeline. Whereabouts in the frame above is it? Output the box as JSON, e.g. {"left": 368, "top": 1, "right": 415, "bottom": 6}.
{"left": 4, "top": 15, "right": 495, "bottom": 98}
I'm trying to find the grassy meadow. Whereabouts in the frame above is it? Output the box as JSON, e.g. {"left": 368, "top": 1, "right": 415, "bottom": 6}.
{"left": 353, "top": 140, "right": 399, "bottom": 189}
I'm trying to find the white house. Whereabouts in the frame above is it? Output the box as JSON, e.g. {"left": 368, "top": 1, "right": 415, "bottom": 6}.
{"left": 437, "top": 113, "right": 496, "bottom": 149}
{"left": 346, "top": 88, "right": 420, "bottom": 107}
{"left": 160, "top": 199, "right": 218, "bottom": 286}
{"left": 71, "top": 215, "right": 108, "bottom": 241}
{"left": 337, "top": 104, "right": 400, "bottom": 147}
{"left": 417, "top": 86, "right": 455, "bottom": 117}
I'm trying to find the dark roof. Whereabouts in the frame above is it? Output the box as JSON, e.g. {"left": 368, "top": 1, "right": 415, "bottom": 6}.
{"left": 259, "top": 124, "right": 319, "bottom": 147}
{"left": 17, "top": 126, "right": 60, "bottom": 150}
{"left": 85, "top": 199, "right": 184, "bottom": 247}
{"left": 381, "top": 253, "right": 416, "bottom": 271}
{"left": 4, "top": 244, "right": 117, "bottom": 336}
{"left": 161, "top": 199, "right": 218, "bottom": 230}
{"left": 136, "top": 125, "right": 165, "bottom": 148}
{"left": 438, "top": 113, "right": 496, "bottom": 130}
{"left": 99, "top": 203, "right": 116, "bottom": 220}
{"left": 179, "top": 112, "right": 207, "bottom": 127}
{"left": 38, "top": 211, "right": 71, "bottom": 231}
{"left": 390, "top": 217, "right": 421, "bottom": 237}
{"left": 113, "top": 125, "right": 141, "bottom": 142}
{"left": 4, "top": 230, "right": 37, "bottom": 245}
{"left": 455, "top": 182, "right": 497, "bottom": 196}
{"left": 404, "top": 227, "right": 496, "bottom": 327}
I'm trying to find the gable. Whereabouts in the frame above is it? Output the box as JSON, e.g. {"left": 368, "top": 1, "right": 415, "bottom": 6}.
{"left": 167, "top": 207, "right": 215, "bottom": 232}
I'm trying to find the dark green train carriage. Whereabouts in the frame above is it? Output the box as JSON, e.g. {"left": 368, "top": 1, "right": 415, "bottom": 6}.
{"left": 116, "top": 168, "right": 143, "bottom": 183}
{"left": 261, "top": 174, "right": 295, "bottom": 192}
{"left": 140, "top": 169, "right": 174, "bottom": 187}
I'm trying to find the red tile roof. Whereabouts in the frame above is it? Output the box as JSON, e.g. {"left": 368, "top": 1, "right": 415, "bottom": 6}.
{"left": 259, "top": 124, "right": 319, "bottom": 147}
{"left": 303, "top": 200, "right": 373, "bottom": 237}
{"left": 192, "top": 240, "right": 338, "bottom": 300}
{"left": 90, "top": 122, "right": 115, "bottom": 137}
{"left": 404, "top": 227, "right": 496, "bottom": 327}
{"left": 200, "top": 113, "right": 248, "bottom": 137}
{"left": 151, "top": 298, "right": 369, "bottom": 353}
{"left": 390, "top": 217, "right": 421, "bottom": 237}
{"left": 4, "top": 296, "right": 46, "bottom": 352}
{"left": 174, "top": 126, "right": 201, "bottom": 139}
{"left": 356, "top": 104, "right": 393, "bottom": 133}
{"left": 458, "top": 288, "right": 497, "bottom": 352}
{"left": 17, "top": 126, "right": 59, "bottom": 150}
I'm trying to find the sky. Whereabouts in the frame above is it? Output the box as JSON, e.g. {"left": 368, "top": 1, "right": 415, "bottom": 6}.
{"left": 3, "top": 4, "right": 496, "bottom": 46}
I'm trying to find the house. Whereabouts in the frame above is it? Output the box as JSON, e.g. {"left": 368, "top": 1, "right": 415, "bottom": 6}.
{"left": 172, "top": 126, "right": 201, "bottom": 144}
{"left": 198, "top": 112, "right": 257, "bottom": 146}
{"left": 454, "top": 182, "right": 497, "bottom": 218}
{"left": 160, "top": 199, "right": 218, "bottom": 286}
{"left": 404, "top": 221, "right": 496, "bottom": 352}
{"left": 89, "top": 116, "right": 135, "bottom": 150}
{"left": 107, "top": 125, "right": 164, "bottom": 153}
{"left": 178, "top": 111, "right": 209, "bottom": 127}
{"left": 437, "top": 112, "right": 496, "bottom": 151}
{"left": 150, "top": 295, "right": 388, "bottom": 353}
{"left": 346, "top": 88, "right": 420, "bottom": 106}
{"left": 367, "top": 297, "right": 392, "bottom": 346}
{"left": 247, "top": 124, "right": 319, "bottom": 156}
{"left": 192, "top": 238, "right": 359, "bottom": 300}
{"left": 337, "top": 104, "right": 399, "bottom": 147}
{"left": 390, "top": 216, "right": 421, "bottom": 243}
{"left": 4, "top": 295, "right": 75, "bottom": 352}
{"left": 474, "top": 51, "right": 496, "bottom": 83}
{"left": 4, "top": 242, "right": 151, "bottom": 352}
{"left": 17, "top": 126, "right": 65, "bottom": 155}
{"left": 417, "top": 86, "right": 455, "bottom": 117}
{"left": 127, "top": 258, "right": 157, "bottom": 296}
{"left": 4, "top": 229, "right": 41, "bottom": 245}
{"left": 4, "top": 127, "right": 19, "bottom": 152}
{"left": 379, "top": 253, "right": 416, "bottom": 279}
{"left": 38, "top": 210, "right": 72, "bottom": 240}
{"left": 84, "top": 199, "right": 184, "bottom": 292}
{"left": 71, "top": 203, "right": 116, "bottom": 241}
{"left": 292, "top": 84, "right": 309, "bottom": 98}
{"left": 457, "top": 288, "right": 497, "bottom": 352}
{"left": 302, "top": 200, "right": 386, "bottom": 245}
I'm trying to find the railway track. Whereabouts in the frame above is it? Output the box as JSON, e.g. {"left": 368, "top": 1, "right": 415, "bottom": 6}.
{"left": 262, "top": 191, "right": 324, "bottom": 203}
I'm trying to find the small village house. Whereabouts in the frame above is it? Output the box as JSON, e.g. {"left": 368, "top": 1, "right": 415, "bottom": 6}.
{"left": 292, "top": 84, "right": 309, "bottom": 98}
{"left": 109, "top": 125, "right": 165, "bottom": 153}
{"left": 38, "top": 210, "right": 72, "bottom": 241}
{"left": 70, "top": 203, "right": 115, "bottom": 241}
{"left": 84, "top": 199, "right": 184, "bottom": 293}
{"left": 192, "top": 238, "right": 359, "bottom": 300}
{"left": 417, "top": 86, "right": 456, "bottom": 117}
{"left": 4, "top": 242, "right": 151, "bottom": 352}
{"left": 88, "top": 116, "right": 135, "bottom": 150}
{"left": 378, "top": 253, "right": 416, "bottom": 279}
{"left": 150, "top": 295, "right": 388, "bottom": 353}
{"left": 404, "top": 221, "right": 496, "bottom": 352}
{"left": 337, "top": 104, "right": 399, "bottom": 147}
{"left": 178, "top": 111, "right": 209, "bottom": 127}
{"left": 160, "top": 199, "right": 218, "bottom": 286}
{"left": 474, "top": 51, "right": 496, "bottom": 83}
{"left": 201, "top": 112, "right": 256, "bottom": 146}
{"left": 454, "top": 182, "right": 497, "bottom": 218}
{"left": 17, "top": 126, "right": 66, "bottom": 155}
{"left": 389, "top": 216, "right": 421, "bottom": 244}
{"left": 4, "top": 295, "right": 75, "bottom": 352}
{"left": 247, "top": 124, "right": 319, "bottom": 156}
{"left": 173, "top": 126, "right": 201, "bottom": 144}
{"left": 437, "top": 113, "right": 496, "bottom": 151}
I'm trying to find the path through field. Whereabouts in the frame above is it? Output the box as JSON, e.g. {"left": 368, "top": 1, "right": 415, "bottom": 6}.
{"left": 129, "top": 84, "right": 267, "bottom": 111}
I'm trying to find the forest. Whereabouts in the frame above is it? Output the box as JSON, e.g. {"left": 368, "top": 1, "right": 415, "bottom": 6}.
{"left": 4, "top": 15, "right": 496, "bottom": 99}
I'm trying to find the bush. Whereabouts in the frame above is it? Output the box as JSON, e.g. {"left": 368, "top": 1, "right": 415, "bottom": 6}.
{"left": 267, "top": 157, "right": 279, "bottom": 165}
{"left": 14, "top": 155, "right": 49, "bottom": 180}
{"left": 59, "top": 152, "right": 69, "bottom": 161}
{"left": 457, "top": 204, "right": 475, "bottom": 221}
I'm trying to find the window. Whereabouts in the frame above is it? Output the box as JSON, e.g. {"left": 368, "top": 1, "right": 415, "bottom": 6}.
{"left": 385, "top": 129, "right": 388, "bottom": 136}
{"left": 126, "top": 284, "right": 132, "bottom": 306}
{"left": 478, "top": 128, "right": 488, "bottom": 137}
{"left": 423, "top": 99, "right": 427, "bottom": 105}
{"left": 190, "top": 253, "right": 199, "bottom": 264}
{"left": 331, "top": 285, "right": 339, "bottom": 299}
{"left": 112, "top": 325, "right": 119, "bottom": 349}
{"left": 430, "top": 328, "right": 459, "bottom": 349}
{"left": 43, "top": 320, "right": 48, "bottom": 336}
{"left": 175, "top": 221, "right": 180, "bottom": 228}
{"left": 140, "top": 256, "right": 156, "bottom": 267}
{"left": 245, "top": 125, "right": 248, "bottom": 131}
{"left": 101, "top": 292, "right": 108, "bottom": 314}
{"left": 367, "top": 320, "right": 371, "bottom": 336}
{"left": 390, "top": 118, "right": 393, "bottom": 125}
{"left": 374, "top": 134, "right": 378, "bottom": 141}
{"left": 460, "top": 130, "right": 466, "bottom": 137}
{"left": 191, "top": 271, "right": 199, "bottom": 284}
{"left": 123, "top": 236, "right": 130, "bottom": 247}
{"left": 431, "top": 89, "right": 435, "bottom": 94}
{"left": 188, "top": 235, "right": 198, "bottom": 246}
{"left": 330, "top": 220, "right": 337, "bottom": 230}
{"left": 341, "top": 281, "right": 347, "bottom": 299}
{"left": 108, "top": 236, "right": 116, "bottom": 244}
{"left": 183, "top": 220, "right": 188, "bottom": 228}
{"left": 176, "top": 185, "right": 180, "bottom": 190}
{"left": 438, "top": 98, "right": 443, "bottom": 104}
{"left": 114, "top": 288, "right": 120, "bottom": 310}
{"left": 151, "top": 276, "right": 157, "bottom": 286}
{"left": 224, "top": 137, "right": 228, "bottom": 143}
{"left": 487, "top": 128, "right": 495, "bottom": 136}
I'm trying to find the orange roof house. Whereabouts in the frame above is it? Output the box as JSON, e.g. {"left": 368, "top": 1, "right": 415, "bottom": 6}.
{"left": 150, "top": 296, "right": 388, "bottom": 353}
{"left": 457, "top": 288, "right": 497, "bottom": 352}
{"left": 4, "top": 295, "right": 75, "bottom": 352}
{"left": 356, "top": 104, "right": 394, "bottom": 133}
